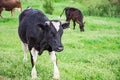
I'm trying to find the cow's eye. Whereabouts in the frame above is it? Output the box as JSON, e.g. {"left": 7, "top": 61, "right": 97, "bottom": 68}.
{"left": 50, "top": 32, "right": 56, "bottom": 37}
{"left": 52, "top": 33, "right": 56, "bottom": 37}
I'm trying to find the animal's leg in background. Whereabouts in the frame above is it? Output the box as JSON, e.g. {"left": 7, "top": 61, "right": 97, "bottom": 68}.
{"left": 20, "top": 7, "right": 22, "bottom": 12}
{"left": 17, "top": 3, "right": 22, "bottom": 13}
{"left": 49, "top": 51, "right": 60, "bottom": 80}
{"left": 73, "top": 20, "right": 76, "bottom": 30}
{"left": 17, "top": 7, "right": 22, "bottom": 13}
{"left": 30, "top": 47, "right": 38, "bottom": 79}
{"left": 0, "top": 14, "right": 3, "bottom": 18}
{"left": 66, "top": 18, "right": 70, "bottom": 23}
{"left": 76, "top": 20, "right": 84, "bottom": 32}
{"left": 11, "top": 9, "right": 15, "bottom": 16}
{"left": 19, "top": 2, "right": 22, "bottom": 13}
{"left": 22, "top": 42, "right": 28, "bottom": 62}
{"left": 66, "top": 18, "right": 71, "bottom": 29}
{"left": 0, "top": 8, "right": 3, "bottom": 18}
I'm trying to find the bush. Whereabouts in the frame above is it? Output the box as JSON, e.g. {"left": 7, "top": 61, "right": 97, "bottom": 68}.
{"left": 83, "top": 0, "right": 120, "bottom": 17}
{"left": 43, "top": 0, "right": 54, "bottom": 15}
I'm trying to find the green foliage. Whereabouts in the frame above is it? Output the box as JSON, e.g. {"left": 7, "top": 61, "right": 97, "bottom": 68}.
{"left": 82, "top": 0, "right": 120, "bottom": 17}
{"left": 54, "top": 0, "right": 120, "bottom": 17}
{"left": 43, "top": 0, "right": 54, "bottom": 15}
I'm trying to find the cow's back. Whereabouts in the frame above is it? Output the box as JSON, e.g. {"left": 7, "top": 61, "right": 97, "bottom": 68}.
{"left": 72, "top": 10, "right": 83, "bottom": 21}
{"left": 19, "top": 8, "right": 48, "bottom": 25}
{"left": 66, "top": 7, "right": 83, "bottom": 21}
{"left": 18, "top": 8, "right": 48, "bottom": 43}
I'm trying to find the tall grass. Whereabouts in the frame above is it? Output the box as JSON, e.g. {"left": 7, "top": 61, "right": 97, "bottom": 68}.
{"left": 0, "top": 0, "right": 120, "bottom": 80}
{"left": 70, "top": 0, "right": 120, "bottom": 17}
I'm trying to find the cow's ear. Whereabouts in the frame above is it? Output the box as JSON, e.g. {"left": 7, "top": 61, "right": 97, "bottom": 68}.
{"left": 44, "top": 21, "right": 51, "bottom": 30}
{"left": 61, "top": 21, "right": 70, "bottom": 29}
{"left": 45, "top": 21, "right": 50, "bottom": 26}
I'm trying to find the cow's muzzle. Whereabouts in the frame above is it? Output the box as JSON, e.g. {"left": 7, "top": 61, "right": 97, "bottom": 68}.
{"left": 80, "top": 29, "right": 84, "bottom": 32}
{"left": 56, "top": 46, "right": 63, "bottom": 52}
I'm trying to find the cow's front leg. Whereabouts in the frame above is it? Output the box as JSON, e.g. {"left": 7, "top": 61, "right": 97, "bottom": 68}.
{"left": 11, "top": 9, "right": 15, "bottom": 16}
{"left": 30, "top": 47, "right": 38, "bottom": 79}
{"left": 49, "top": 51, "right": 60, "bottom": 80}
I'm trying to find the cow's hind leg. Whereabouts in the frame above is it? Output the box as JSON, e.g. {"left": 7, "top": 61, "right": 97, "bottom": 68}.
{"left": 73, "top": 20, "right": 76, "bottom": 30}
{"left": 0, "top": 15, "right": 3, "bottom": 18}
{"left": 30, "top": 47, "right": 38, "bottom": 79}
{"left": 0, "top": 8, "right": 3, "bottom": 18}
{"left": 22, "top": 42, "right": 28, "bottom": 62}
{"left": 11, "top": 9, "right": 15, "bottom": 16}
{"left": 66, "top": 18, "right": 71, "bottom": 29}
{"left": 49, "top": 51, "right": 60, "bottom": 80}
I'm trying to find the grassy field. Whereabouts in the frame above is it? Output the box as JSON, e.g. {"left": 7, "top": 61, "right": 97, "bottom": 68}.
{"left": 0, "top": 0, "right": 120, "bottom": 80}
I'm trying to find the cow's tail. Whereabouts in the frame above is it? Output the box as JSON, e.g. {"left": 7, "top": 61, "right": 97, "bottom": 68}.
{"left": 60, "top": 8, "right": 65, "bottom": 17}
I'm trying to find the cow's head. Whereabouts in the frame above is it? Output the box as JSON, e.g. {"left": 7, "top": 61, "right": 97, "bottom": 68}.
{"left": 37, "top": 20, "right": 69, "bottom": 52}
{"left": 80, "top": 22, "right": 85, "bottom": 32}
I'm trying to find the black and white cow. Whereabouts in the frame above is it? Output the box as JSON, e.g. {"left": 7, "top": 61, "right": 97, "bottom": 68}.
{"left": 18, "top": 7, "right": 69, "bottom": 80}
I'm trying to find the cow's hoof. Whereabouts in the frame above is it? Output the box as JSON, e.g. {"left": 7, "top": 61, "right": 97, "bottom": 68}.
{"left": 53, "top": 77, "right": 60, "bottom": 80}
{"left": 32, "top": 75, "right": 37, "bottom": 79}
{"left": 31, "top": 69, "right": 37, "bottom": 79}
{"left": 23, "top": 58, "right": 28, "bottom": 62}
{"left": 53, "top": 74, "right": 60, "bottom": 80}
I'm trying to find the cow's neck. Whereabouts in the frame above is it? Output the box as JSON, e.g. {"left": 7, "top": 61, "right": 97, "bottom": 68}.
{"left": 38, "top": 32, "right": 49, "bottom": 55}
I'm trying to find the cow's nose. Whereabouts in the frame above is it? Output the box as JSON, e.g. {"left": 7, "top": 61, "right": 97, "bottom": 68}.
{"left": 56, "top": 46, "right": 63, "bottom": 52}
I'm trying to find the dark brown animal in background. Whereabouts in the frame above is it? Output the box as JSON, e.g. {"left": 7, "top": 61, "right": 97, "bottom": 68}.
{"left": 0, "top": 0, "right": 22, "bottom": 18}
{"left": 60, "top": 7, "right": 85, "bottom": 32}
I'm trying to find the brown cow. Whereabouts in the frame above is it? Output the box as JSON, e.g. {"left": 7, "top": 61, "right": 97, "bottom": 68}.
{"left": 60, "top": 7, "right": 85, "bottom": 32}
{"left": 0, "top": 0, "right": 22, "bottom": 18}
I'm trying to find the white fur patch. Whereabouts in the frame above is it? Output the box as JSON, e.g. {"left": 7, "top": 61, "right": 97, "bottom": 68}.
{"left": 51, "top": 22, "right": 60, "bottom": 31}
{"left": 3, "top": 8, "right": 5, "bottom": 11}
{"left": 27, "top": 7, "right": 32, "bottom": 9}
{"left": 31, "top": 66, "right": 37, "bottom": 79}
{"left": 49, "top": 51, "right": 60, "bottom": 79}
{"left": 31, "top": 47, "right": 38, "bottom": 63}
{"left": 31, "top": 47, "right": 38, "bottom": 79}
{"left": 45, "top": 21, "right": 50, "bottom": 25}
{"left": 16, "top": 8, "right": 21, "bottom": 12}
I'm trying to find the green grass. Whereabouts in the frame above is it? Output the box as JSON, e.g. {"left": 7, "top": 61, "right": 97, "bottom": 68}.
{"left": 0, "top": 0, "right": 120, "bottom": 80}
